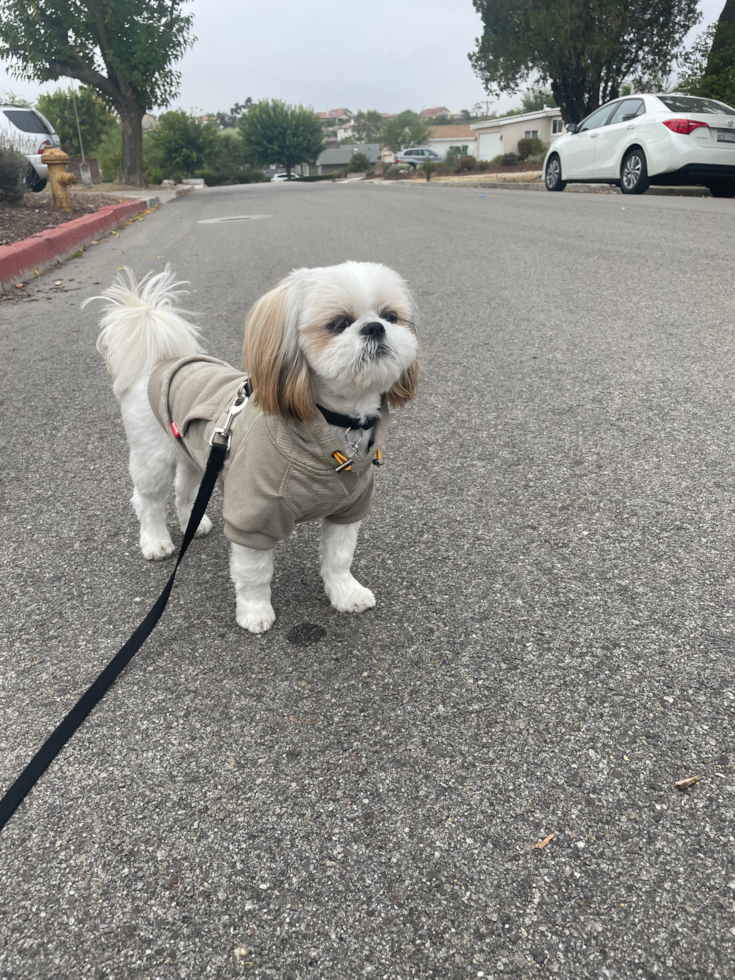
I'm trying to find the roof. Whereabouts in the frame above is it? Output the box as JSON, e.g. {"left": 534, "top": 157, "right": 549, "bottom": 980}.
{"left": 420, "top": 107, "right": 451, "bottom": 118}
{"left": 471, "top": 107, "right": 561, "bottom": 131}
{"left": 317, "top": 108, "right": 353, "bottom": 120}
{"left": 317, "top": 143, "right": 381, "bottom": 165}
{"left": 428, "top": 125, "right": 475, "bottom": 139}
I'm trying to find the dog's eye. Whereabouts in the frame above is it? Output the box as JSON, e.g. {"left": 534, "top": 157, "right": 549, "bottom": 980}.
{"left": 382, "top": 311, "right": 398, "bottom": 324}
{"left": 326, "top": 317, "right": 351, "bottom": 333}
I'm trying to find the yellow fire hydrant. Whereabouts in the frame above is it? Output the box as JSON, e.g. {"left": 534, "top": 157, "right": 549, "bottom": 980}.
{"left": 43, "top": 149, "right": 78, "bottom": 212}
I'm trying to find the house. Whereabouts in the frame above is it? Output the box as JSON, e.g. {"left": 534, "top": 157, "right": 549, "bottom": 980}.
{"left": 312, "top": 143, "right": 381, "bottom": 176}
{"left": 317, "top": 108, "right": 353, "bottom": 140}
{"left": 141, "top": 113, "right": 158, "bottom": 130}
{"left": 427, "top": 124, "right": 477, "bottom": 158}
{"left": 335, "top": 120, "right": 356, "bottom": 142}
{"left": 470, "top": 107, "right": 564, "bottom": 160}
{"left": 420, "top": 106, "right": 451, "bottom": 119}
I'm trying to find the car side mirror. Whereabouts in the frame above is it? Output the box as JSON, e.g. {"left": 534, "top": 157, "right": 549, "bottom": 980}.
{"left": 566, "top": 122, "right": 579, "bottom": 134}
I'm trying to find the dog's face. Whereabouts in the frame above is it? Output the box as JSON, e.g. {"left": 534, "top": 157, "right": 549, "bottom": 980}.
{"left": 244, "top": 261, "right": 418, "bottom": 421}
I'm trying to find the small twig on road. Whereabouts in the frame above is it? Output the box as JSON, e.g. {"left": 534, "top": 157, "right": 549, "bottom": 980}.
{"left": 675, "top": 775, "right": 702, "bottom": 791}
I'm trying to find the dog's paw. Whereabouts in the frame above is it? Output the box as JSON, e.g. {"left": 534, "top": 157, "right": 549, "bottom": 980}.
{"left": 193, "top": 514, "right": 213, "bottom": 538}
{"left": 141, "top": 536, "right": 175, "bottom": 561}
{"left": 236, "top": 601, "right": 276, "bottom": 634}
{"left": 326, "top": 577, "right": 376, "bottom": 614}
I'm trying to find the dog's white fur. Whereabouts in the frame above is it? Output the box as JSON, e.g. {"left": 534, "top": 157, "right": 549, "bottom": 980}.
{"left": 87, "top": 262, "right": 418, "bottom": 633}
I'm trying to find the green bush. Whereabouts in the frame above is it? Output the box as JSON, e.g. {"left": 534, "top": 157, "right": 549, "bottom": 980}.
{"left": 347, "top": 152, "right": 371, "bottom": 172}
{"left": 386, "top": 163, "right": 410, "bottom": 176}
{"left": 97, "top": 125, "right": 122, "bottom": 182}
{"left": 233, "top": 169, "right": 270, "bottom": 184}
{"left": 444, "top": 146, "right": 461, "bottom": 167}
{"left": 476, "top": 159, "right": 492, "bottom": 171}
{"left": 0, "top": 144, "right": 26, "bottom": 203}
{"left": 456, "top": 155, "right": 478, "bottom": 172}
{"left": 517, "top": 136, "right": 545, "bottom": 158}
{"left": 526, "top": 151, "right": 546, "bottom": 164}
{"left": 501, "top": 152, "right": 522, "bottom": 165}
{"left": 420, "top": 160, "right": 436, "bottom": 181}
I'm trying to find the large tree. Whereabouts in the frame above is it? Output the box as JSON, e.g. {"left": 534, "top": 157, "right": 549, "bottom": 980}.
{"left": 469, "top": 0, "right": 700, "bottom": 123}
{"left": 379, "top": 111, "right": 433, "bottom": 153}
{"left": 352, "top": 109, "right": 384, "bottom": 143}
{"left": 238, "top": 100, "right": 325, "bottom": 178}
{"left": 0, "top": 0, "right": 195, "bottom": 185}
{"left": 146, "top": 109, "right": 219, "bottom": 178}
{"left": 680, "top": 1, "right": 735, "bottom": 106}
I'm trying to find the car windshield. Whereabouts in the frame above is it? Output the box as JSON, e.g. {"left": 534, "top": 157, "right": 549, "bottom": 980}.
{"left": 2, "top": 109, "right": 52, "bottom": 134}
{"left": 658, "top": 95, "right": 735, "bottom": 116}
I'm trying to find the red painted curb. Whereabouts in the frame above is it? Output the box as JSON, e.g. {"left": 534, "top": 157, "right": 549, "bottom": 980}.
{"left": 0, "top": 199, "right": 147, "bottom": 289}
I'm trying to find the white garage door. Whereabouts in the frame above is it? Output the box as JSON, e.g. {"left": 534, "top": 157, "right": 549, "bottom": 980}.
{"left": 478, "top": 133, "right": 502, "bottom": 161}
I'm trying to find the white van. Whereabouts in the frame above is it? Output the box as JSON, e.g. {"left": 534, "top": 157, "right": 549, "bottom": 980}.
{"left": 0, "top": 105, "right": 61, "bottom": 191}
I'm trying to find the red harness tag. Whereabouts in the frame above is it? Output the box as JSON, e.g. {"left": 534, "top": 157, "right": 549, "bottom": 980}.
{"left": 171, "top": 422, "right": 181, "bottom": 439}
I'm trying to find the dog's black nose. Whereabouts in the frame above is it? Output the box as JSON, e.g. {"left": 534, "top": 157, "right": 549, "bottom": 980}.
{"left": 361, "top": 321, "right": 386, "bottom": 338}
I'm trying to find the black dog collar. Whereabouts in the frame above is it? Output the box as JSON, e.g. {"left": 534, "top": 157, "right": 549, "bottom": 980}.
{"left": 317, "top": 404, "right": 379, "bottom": 430}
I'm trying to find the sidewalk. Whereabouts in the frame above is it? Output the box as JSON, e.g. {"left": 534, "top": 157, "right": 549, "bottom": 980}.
{"left": 1, "top": 186, "right": 196, "bottom": 292}
{"left": 370, "top": 177, "right": 710, "bottom": 197}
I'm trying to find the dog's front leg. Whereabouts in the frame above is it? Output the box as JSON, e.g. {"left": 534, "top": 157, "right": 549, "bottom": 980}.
{"left": 230, "top": 543, "right": 276, "bottom": 634}
{"left": 320, "top": 520, "right": 376, "bottom": 613}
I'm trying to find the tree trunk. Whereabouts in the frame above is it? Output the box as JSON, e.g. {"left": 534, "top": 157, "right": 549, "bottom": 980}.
{"left": 118, "top": 102, "right": 146, "bottom": 186}
{"left": 705, "top": 0, "right": 735, "bottom": 73}
{"left": 550, "top": 79, "right": 590, "bottom": 124}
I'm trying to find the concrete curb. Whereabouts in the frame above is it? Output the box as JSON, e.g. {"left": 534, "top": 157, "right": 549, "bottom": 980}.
{"left": 378, "top": 179, "right": 710, "bottom": 197}
{"left": 1, "top": 198, "right": 148, "bottom": 292}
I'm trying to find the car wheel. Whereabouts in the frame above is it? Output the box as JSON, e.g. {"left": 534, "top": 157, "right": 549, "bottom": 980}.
{"left": 620, "top": 149, "right": 650, "bottom": 195}
{"left": 26, "top": 166, "right": 47, "bottom": 192}
{"left": 545, "top": 154, "right": 566, "bottom": 191}
{"left": 707, "top": 180, "right": 735, "bottom": 198}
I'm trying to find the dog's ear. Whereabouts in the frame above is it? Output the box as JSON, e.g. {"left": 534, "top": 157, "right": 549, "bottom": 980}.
{"left": 243, "top": 279, "right": 316, "bottom": 422}
{"left": 386, "top": 357, "right": 419, "bottom": 408}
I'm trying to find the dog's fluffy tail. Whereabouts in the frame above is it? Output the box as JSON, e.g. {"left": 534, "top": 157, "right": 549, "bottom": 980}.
{"left": 85, "top": 265, "right": 204, "bottom": 397}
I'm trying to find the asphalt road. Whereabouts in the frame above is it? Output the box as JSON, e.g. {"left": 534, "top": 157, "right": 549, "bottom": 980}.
{"left": 2, "top": 182, "right": 735, "bottom": 980}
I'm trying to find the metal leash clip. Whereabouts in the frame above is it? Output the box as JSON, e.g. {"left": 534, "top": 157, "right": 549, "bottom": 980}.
{"left": 209, "top": 378, "right": 250, "bottom": 451}
{"left": 332, "top": 427, "right": 362, "bottom": 472}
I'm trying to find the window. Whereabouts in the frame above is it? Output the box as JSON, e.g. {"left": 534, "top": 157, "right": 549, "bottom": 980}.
{"left": 551, "top": 118, "right": 564, "bottom": 134}
{"left": 608, "top": 99, "right": 645, "bottom": 125}
{"left": 658, "top": 95, "right": 735, "bottom": 116}
{"left": 579, "top": 104, "right": 615, "bottom": 132}
{"left": 2, "top": 109, "right": 51, "bottom": 134}
{"left": 524, "top": 129, "right": 539, "bottom": 139}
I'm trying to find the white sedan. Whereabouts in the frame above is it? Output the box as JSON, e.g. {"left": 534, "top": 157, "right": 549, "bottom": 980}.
{"left": 270, "top": 172, "right": 301, "bottom": 182}
{"left": 544, "top": 93, "right": 735, "bottom": 197}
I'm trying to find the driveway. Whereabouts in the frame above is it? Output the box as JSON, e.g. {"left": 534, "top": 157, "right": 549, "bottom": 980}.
{"left": 1, "top": 183, "right": 734, "bottom": 980}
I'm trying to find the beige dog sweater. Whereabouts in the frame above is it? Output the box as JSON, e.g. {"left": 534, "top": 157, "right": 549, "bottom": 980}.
{"left": 148, "top": 356, "right": 388, "bottom": 551}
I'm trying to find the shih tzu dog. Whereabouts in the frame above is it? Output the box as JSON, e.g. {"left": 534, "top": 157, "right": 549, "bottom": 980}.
{"left": 88, "top": 262, "right": 418, "bottom": 633}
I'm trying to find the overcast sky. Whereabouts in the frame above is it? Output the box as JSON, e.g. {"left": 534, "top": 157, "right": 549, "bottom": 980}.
{"left": 0, "top": 0, "right": 727, "bottom": 116}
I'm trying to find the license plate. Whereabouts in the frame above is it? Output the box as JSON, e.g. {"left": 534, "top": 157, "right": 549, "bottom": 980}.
{"left": 717, "top": 129, "right": 735, "bottom": 142}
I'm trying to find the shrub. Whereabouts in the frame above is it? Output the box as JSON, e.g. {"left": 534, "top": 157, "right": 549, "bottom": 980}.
{"left": 456, "top": 154, "right": 477, "bottom": 171}
{"left": 501, "top": 152, "right": 522, "bottom": 166}
{"left": 444, "top": 146, "right": 461, "bottom": 167}
{"left": 0, "top": 144, "right": 26, "bottom": 203}
{"left": 517, "top": 136, "right": 545, "bottom": 159}
{"left": 235, "top": 169, "right": 270, "bottom": 184}
{"left": 517, "top": 138, "right": 533, "bottom": 159}
{"left": 526, "top": 151, "right": 546, "bottom": 165}
{"left": 386, "top": 163, "right": 410, "bottom": 176}
{"left": 420, "top": 160, "right": 436, "bottom": 181}
{"left": 347, "top": 152, "right": 371, "bottom": 173}
{"left": 476, "top": 159, "right": 491, "bottom": 171}
{"left": 144, "top": 165, "right": 164, "bottom": 185}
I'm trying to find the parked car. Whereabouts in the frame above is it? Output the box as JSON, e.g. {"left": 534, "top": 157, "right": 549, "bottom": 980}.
{"left": 0, "top": 104, "right": 61, "bottom": 192}
{"left": 544, "top": 93, "right": 735, "bottom": 196}
{"left": 394, "top": 147, "right": 444, "bottom": 169}
{"left": 270, "top": 172, "right": 302, "bottom": 182}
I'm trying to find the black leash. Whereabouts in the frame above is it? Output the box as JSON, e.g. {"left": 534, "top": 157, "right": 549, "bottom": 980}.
{"left": 0, "top": 440, "right": 228, "bottom": 834}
